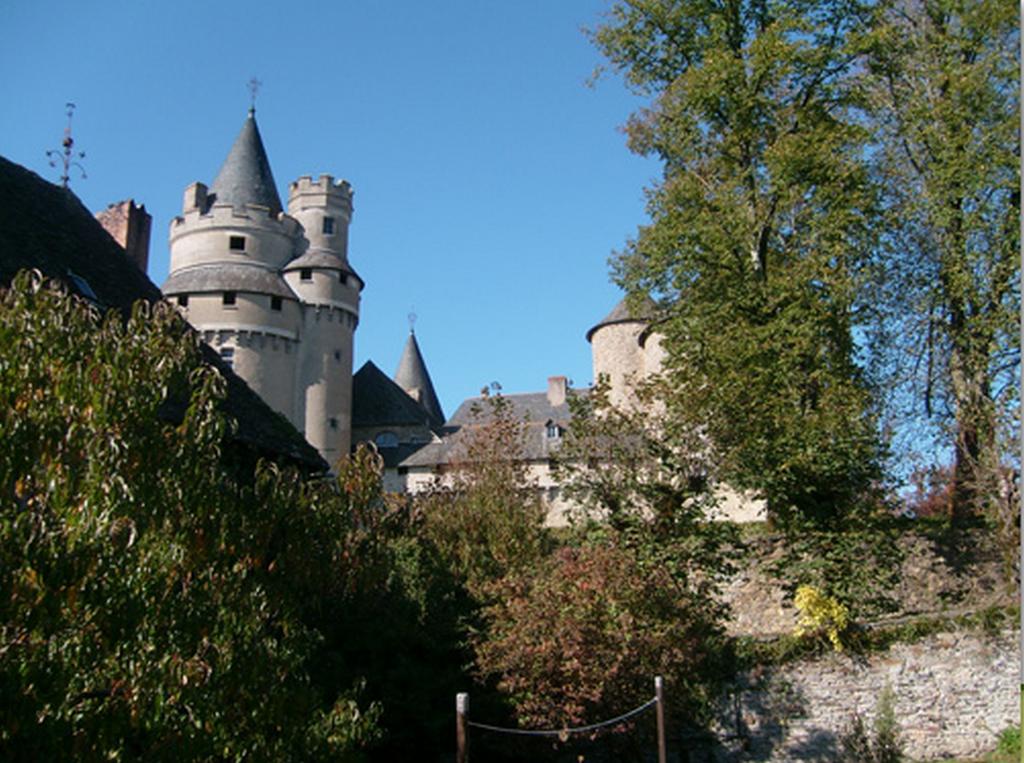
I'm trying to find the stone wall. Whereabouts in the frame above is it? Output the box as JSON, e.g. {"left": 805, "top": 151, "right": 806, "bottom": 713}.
{"left": 699, "top": 628, "right": 1018, "bottom": 762}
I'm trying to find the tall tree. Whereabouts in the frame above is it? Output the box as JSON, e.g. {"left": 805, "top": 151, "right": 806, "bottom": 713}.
{"left": 863, "top": 0, "right": 1019, "bottom": 520}
{"left": 593, "top": 0, "right": 884, "bottom": 525}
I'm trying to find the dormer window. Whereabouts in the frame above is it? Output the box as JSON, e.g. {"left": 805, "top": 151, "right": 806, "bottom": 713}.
{"left": 222, "top": 291, "right": 236, "bottom": 306}
{"left": 546, "top": 422, "right": 561, "bottom": 439}
{"left": 300, "top": 268, "right": 312, "bottom": 281}
{"left": 229, "top": 236, "right": 246, "bottom": 251}
{"left": 375, "top": 431, "right": 399, "bottom": 448}
{"left": 322, "top": 216, "right": 335, "bottom": 235}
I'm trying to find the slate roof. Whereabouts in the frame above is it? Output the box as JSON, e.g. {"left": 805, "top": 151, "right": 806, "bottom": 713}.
{"left": 0, "top": 154, "right": 325, "bottom": 471}
{"left": 162, "top": 263, "right": 297, "bottom": 300}
{"left": 394, "top": 331, "right": 445, "bottom": 424}
{"left": 352, "top": 360, "right": 443, "bottom": 429}
{"left": 585, "top": 295, "right": 657, "bottom": 342}
{"left": 209, "top": 109, "right": 283, "bottom": 215}
{"left": 400, "top": 388, "right": 586, "bottom": 468}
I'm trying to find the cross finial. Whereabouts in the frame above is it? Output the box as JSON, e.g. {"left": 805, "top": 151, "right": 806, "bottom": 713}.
{"left": 408, "top": 309, "right": 417, "bottom": 334}
{"left": 46, "top": 102, "right": 86, "bottom": 189}
{"left": 248, "top": 77, "right": 262, "bottom": 113}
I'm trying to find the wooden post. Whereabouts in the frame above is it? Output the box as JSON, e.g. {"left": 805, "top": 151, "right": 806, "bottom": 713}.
{"left": 655, "top": 676, "right": 667, "bottom": 763}
{"left": 456, "top": 692, "right": 469, "bottom": 763}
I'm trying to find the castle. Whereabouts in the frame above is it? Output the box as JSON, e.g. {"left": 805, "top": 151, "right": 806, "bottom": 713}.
{"left": 163, "top": 108, "right": 360, "bottom": 467}
{"left": 158, "top": 108, "right": 763, "bottom": 523}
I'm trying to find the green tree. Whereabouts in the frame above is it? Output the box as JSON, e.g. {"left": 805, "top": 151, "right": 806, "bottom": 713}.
{"left": 415, "top": 390, "right": 548, "bottom": 599}
{"left": 0, "top": 273, "right": 379, "bottom": 761}
{"left": 862, "top": 0, "right": 1019, "bottom": 521}
{"left": 592, "top": 0, "right": 884, "bottom": 526}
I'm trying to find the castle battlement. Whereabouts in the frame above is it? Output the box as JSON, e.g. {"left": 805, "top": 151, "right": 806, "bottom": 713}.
{"left": 288, "top": 175, "right": 353, "bottom": 207}
{"left": 170, "top": 203, "right": 304, "bottom": 239}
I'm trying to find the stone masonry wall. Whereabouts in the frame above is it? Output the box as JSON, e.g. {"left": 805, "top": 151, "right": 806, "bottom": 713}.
{"left": 701, "top": 628, "right": 1018, "bottom": 762}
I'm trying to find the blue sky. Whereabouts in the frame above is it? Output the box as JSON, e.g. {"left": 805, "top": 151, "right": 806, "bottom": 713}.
{"left": 0, "top": 0, "right": 660, "bottom": 419}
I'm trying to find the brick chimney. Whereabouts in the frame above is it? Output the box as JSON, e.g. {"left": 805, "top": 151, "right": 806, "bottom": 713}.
{"left": 547, "top": 375, "right": 568, "bottom": 407}
{"left": 96, "top": 199, "right": 151, "bottom": 275}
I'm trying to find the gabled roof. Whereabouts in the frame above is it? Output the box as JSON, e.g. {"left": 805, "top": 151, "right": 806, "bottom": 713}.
{"left": 400, "top": 387, "right": 587, "bottom": 468}
{"left": 394, "top": 331, "right": 445, "bottom": 424}
{"left": 352, "top": 360, "right": 443, "bottom": 429}
{"left": 209, "top": 109, "right": 283, "bottom": 215}
{"left": 585, "top": 295, "right": 657, "bottom": 342}
{"left": 0, "top": 154, "right": 324, "bottom": 471}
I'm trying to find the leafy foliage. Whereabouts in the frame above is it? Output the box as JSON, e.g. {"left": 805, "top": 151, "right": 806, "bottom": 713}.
{"left": 0, "top": 273, "right": 381, "bottom": 760}
{"left": 793, "top": 585, "right": 850, "bottom": 652}
{"left": 475, "top": 536, "right": 727, "bottom": 734}
{"left": 861, "top": 0, "right": 1019, "bottom": 520}
{"left": 415, "top": 391, "right": 549, "bottom": 599}
{"left": 838, "top": 684, "right": 904, "bottom": 762}
{"left": 592, "top": 0, "right": 885, "bottom": 526}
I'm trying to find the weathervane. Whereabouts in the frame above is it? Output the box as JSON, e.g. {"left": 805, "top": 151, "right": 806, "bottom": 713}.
{"left": 46, "top": 102, "right": 86, "bottom": 189}
{"left": 248, "top": 77, "right": 262, "bottom": 113}
{"left": 408, "top": 308, "right": 417, "bottom": 335}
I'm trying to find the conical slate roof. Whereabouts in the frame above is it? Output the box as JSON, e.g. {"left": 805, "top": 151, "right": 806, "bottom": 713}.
{"left": 394, "top": 331, "right": 444, "bottom": 425}
{"left": 209, "top": 109, "right": 283, "bottom": 214}
{"left": 585, "top": 295, "right": 656, "bottom": 342}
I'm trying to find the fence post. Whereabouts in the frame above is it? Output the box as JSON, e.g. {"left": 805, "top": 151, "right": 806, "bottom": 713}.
{"left": 655, "top": 676, "right": 667, "bottom": 763}
{"left": 456, "top": 692, "right": 469, "bottom": 763}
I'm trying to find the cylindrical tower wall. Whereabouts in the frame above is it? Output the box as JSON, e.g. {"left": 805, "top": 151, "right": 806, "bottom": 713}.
{"left": 286, "top": 175, "right": 354, "bottom": 266}
{"left": 169, "top": 204, "right": 303, "bottom": 273}
{"left": 590, "top": 321, "right": 646, "bottom": 409}
{"left": 296, "top": 307, "right": 356, "bottom": 467}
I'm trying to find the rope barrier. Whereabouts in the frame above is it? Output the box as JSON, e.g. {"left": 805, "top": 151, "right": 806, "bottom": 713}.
{"left": 466, "top": 695, "right": 659, "bottom": 738}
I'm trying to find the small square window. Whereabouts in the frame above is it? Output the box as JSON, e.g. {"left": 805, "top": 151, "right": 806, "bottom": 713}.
{"left": 322, "top": 216, "right": 335, "bottom": 235}
{"left": 270, "top": 296, "right": 282, "bottom": 311}
{"left": 176, "top": 294, "right": 189, "bottom": 307}
{"left": 229, "top": 236, "right": 245, "bottom": 251}
{"left": 329, "top": 417, "right": 339, "bottom": 430}
{"left": 222, "top": 291, "right": 236, "bottom": 306}
{"left": 300, "top": 268, "right": 312, "bottom": 281}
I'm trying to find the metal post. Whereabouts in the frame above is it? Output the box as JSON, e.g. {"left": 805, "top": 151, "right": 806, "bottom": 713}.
{"left": 456, "top": 692, "right": 469, "bottom": 763}
{"left": 655, "top": 676, "right": 667, "bottom": 763}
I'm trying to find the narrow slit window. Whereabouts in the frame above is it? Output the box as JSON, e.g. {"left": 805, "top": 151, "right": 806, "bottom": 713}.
{"left": 270, "top": 296, "right": 282, "bottom": 311}
{"left": 229, "top": 236, "right": 246, "bottom": 251}
{"left": 339, "top": 272, "right": 347, "bottom": 284}
{"left": 222, "top": 291, "right": 236, "bottom": 306}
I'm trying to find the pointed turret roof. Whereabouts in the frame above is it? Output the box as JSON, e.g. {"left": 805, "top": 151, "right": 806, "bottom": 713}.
{"left": 394, "top": 331, "right": 444, "bottom": 425}
{"left": 209, "top": 109, "right": 283, "bottom": 214}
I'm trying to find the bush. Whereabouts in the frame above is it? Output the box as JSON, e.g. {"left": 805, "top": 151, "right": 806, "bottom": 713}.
{"left": 838, "top": 685, "right": 903, "bottom": 763}
{"left": 0, "top": 274, "right": 381, "bottom": 760}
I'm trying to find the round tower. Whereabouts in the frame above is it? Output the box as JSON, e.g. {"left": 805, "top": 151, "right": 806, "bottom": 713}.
{"left": 283, "top": 175, "right": 363, "bottom": 466}
{"left": 586, "top": 298, "right": 653, "bottom": 410}
{"left": 164, "top": 110, "right": 304, "bottom": 423}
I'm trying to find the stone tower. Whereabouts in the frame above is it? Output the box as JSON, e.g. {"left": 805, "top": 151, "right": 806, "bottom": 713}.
{"left": 163, "top": 108, "right": 362, "bottom": 467}
{"left": 586, "top": 297, "right": 662, "bottom": 409}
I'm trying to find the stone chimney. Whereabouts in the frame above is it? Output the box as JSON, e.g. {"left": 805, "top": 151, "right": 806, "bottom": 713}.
{"left": 547, "top": 375, "right": 568, "bottom": 407}
{"left": 96, "top": 200, "right": 151, "bottom": 275}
